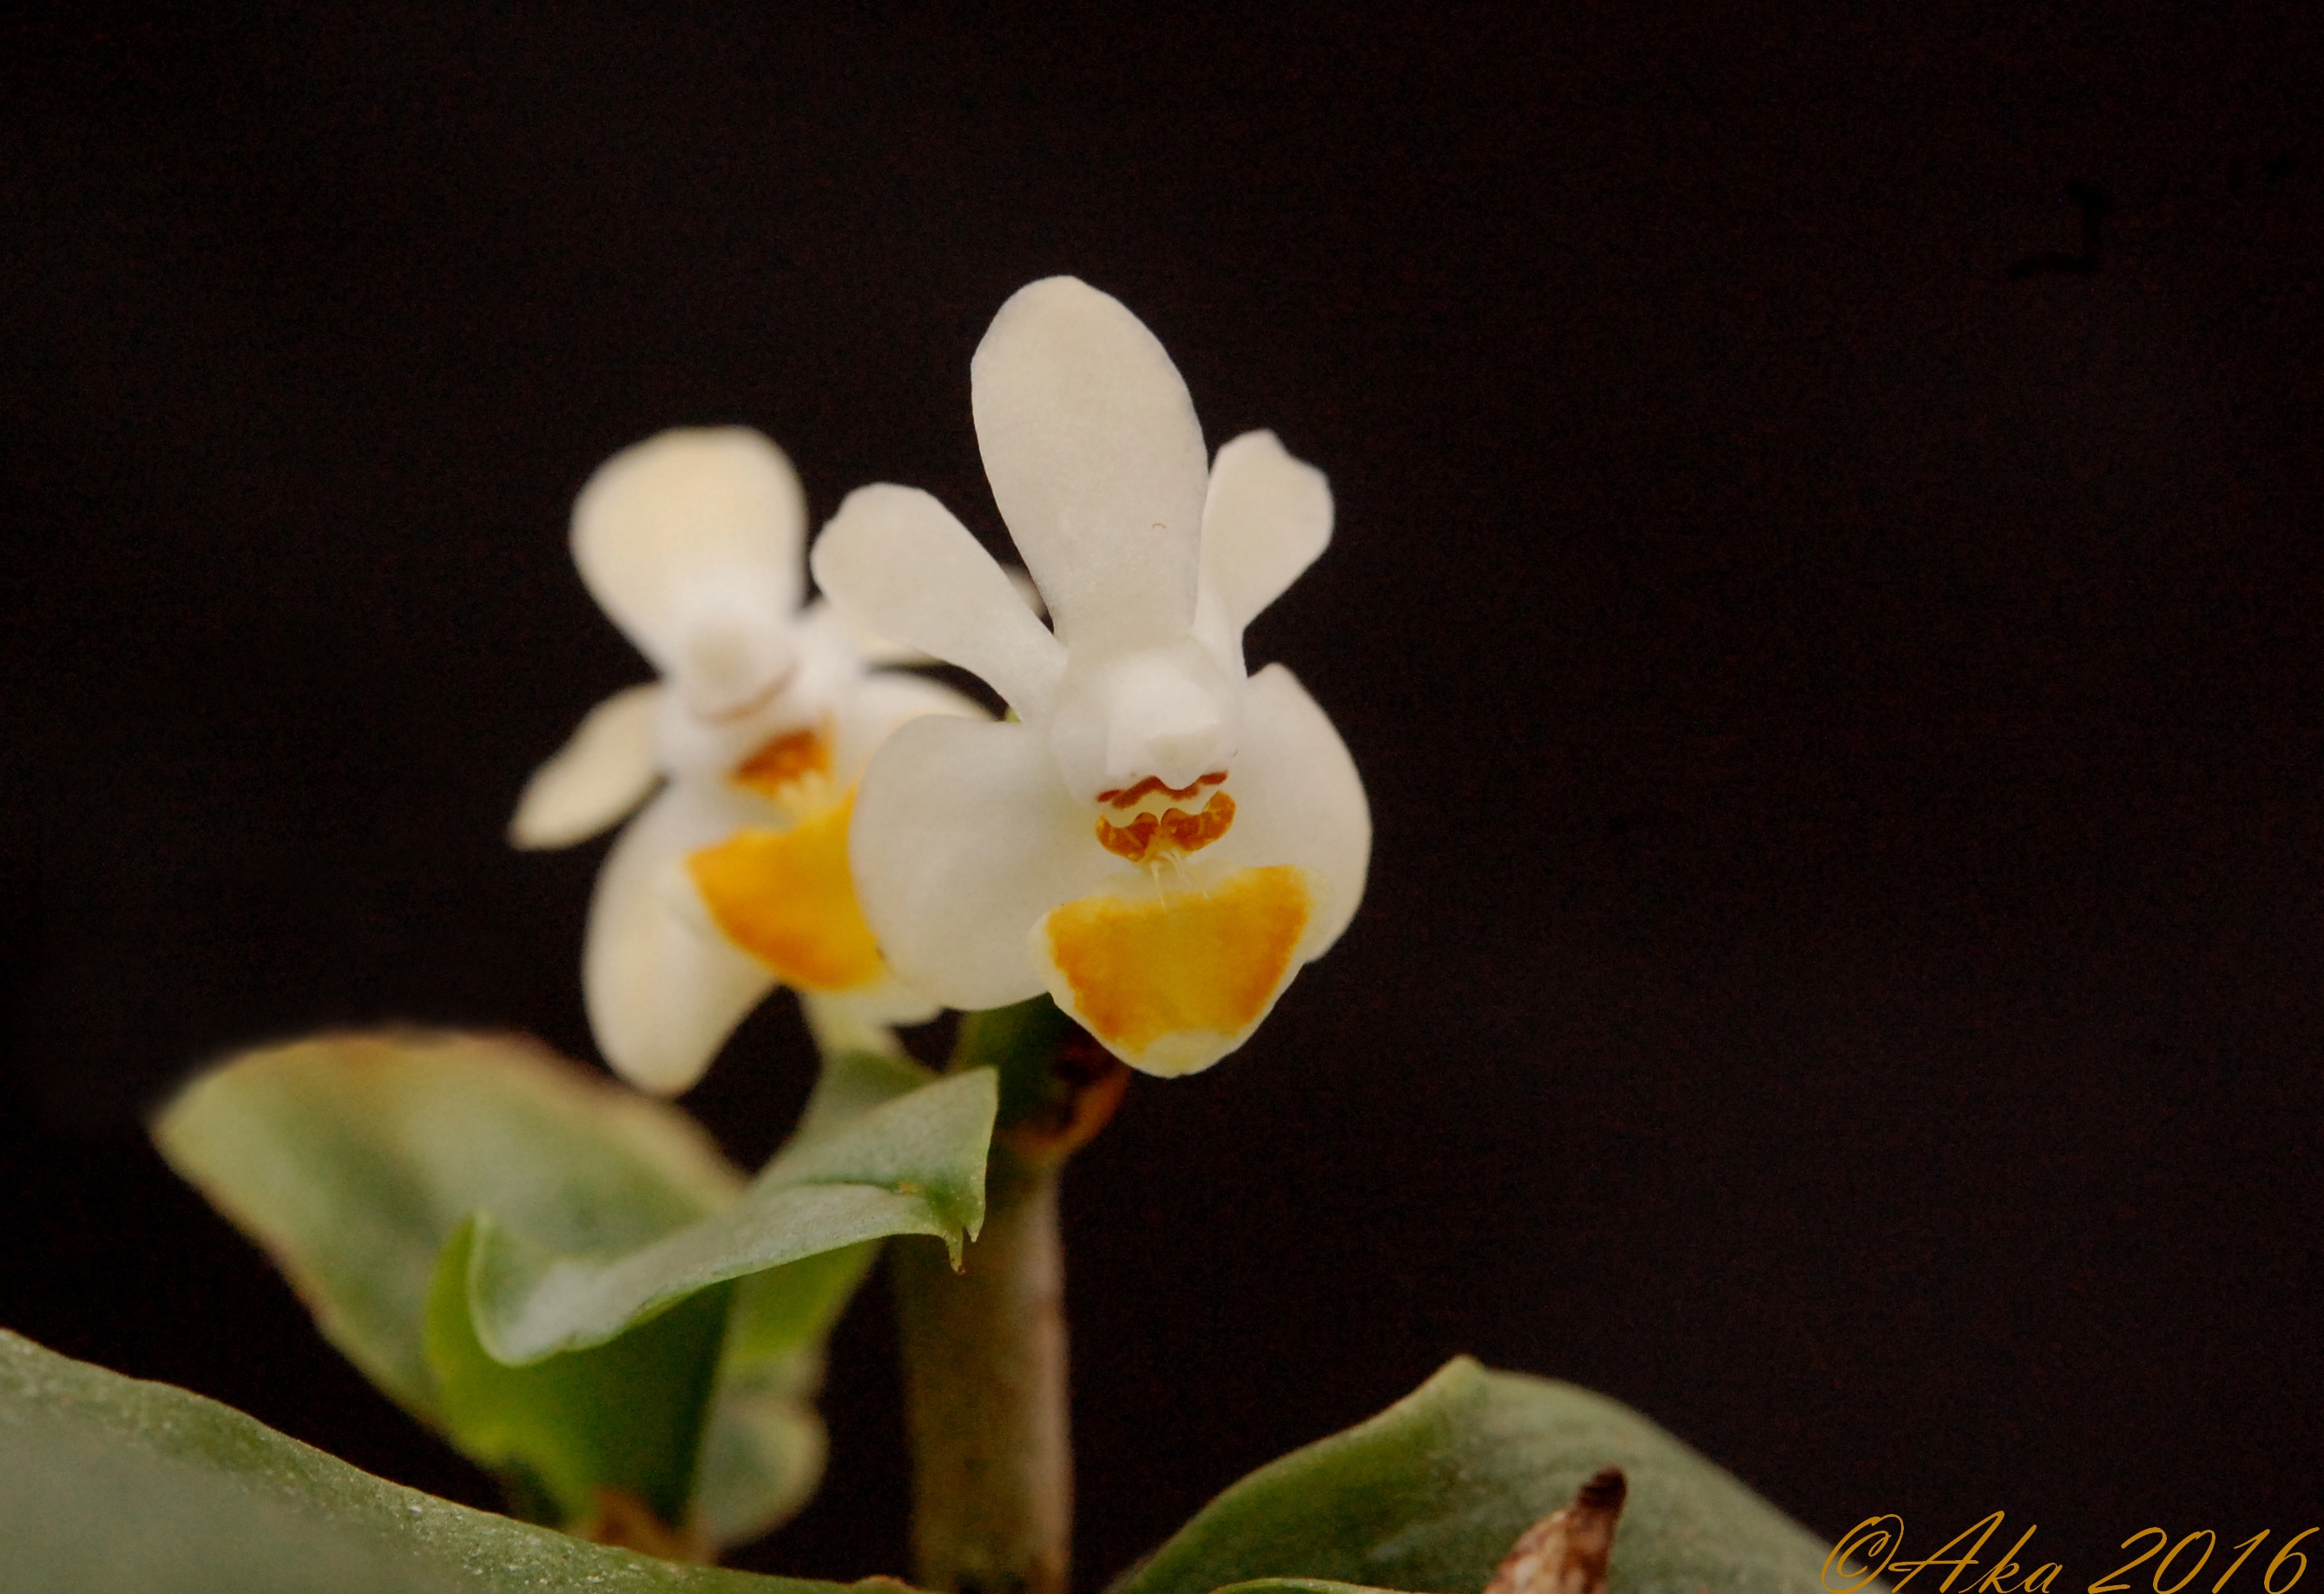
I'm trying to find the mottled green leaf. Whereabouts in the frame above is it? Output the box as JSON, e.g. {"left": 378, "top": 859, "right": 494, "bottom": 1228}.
{"left": 694, "top": 1334, "right": 833, "bottom": 1553}
{"left": 1113, "top": 1358, "right": 1837, "bottom": 1594}
{"left": 466, "top": 1064, "right": 996, "bottom": 1365}
{"left": 0, "top": 1327, "right": 867, "bottom": 1594}
{"left": 425, "top": 1220, "right": 734, "bottom": 1528}
{"left": 693, "top": 1238, "right": 877, "bottom": 1547}
{"left": 151, "top": 1031, "right": 741, "bottom": 1422}
{"left": 681, "top": 1051, "right": 936, "bottom": 1549}
{"left": 151, "top": 1031, "right": 983, "bottom": 1549}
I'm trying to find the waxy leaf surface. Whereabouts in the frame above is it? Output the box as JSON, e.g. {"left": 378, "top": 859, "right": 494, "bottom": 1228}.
{"left": 425, "top": 1221, "right": 734, "bottom": 1528}
{"left": 464, "top": 1060, "right": 996, "bottom": 1365}
{"left": 151, "top": 1032, "right": 989, "bottom": 1547}
{"left": 0, "top": 1327, "right": 861, "bottom": 1594}
{"left": 1115, "top": 1358, "right": 1836, "bottom": 1594}
{"left": 152, "top": 1031, "right": 741, "bottom": 1420}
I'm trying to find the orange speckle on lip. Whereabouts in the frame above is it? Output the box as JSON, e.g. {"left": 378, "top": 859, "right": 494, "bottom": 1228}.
{"left": 1040, "top": 866, "right": 1313, "bottom": 1068}
{"left": 1161, "top": 791, "right": 1234, "bottom": 852}
{"left": 731, "top": 725, "right": 832, "bottom": 804}
{"left": 1095, "top": 791, "right": 1235, "bottom": 863}
{"left": 1096, "top": 810, "right": 1160, "bottom": 861}
{"left": 686, "top": 796, "right": 884, "bottom": 991}
{"left": 1095, "top": 770, "right": 1228, "bottom": 808}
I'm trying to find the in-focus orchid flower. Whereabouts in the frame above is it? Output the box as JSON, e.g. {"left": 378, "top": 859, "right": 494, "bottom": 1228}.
{"left": 811, "top": 277, "right": 1370, "bottom": 1077}
{"left": 511, "top": 427, "right": 979, "bottom": 1094}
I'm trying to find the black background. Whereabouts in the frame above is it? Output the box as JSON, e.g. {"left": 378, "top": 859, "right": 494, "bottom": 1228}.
{"left": 4, "top": 5, "right": 2321, "bottom": 1586}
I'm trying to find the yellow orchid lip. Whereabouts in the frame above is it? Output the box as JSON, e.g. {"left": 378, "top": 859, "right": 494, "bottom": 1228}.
{"left": 686, "top": 794, "right": 886, "bottom": 992}
{"left": 1036, "top": 864, "right": 1315, "bottom": 1077}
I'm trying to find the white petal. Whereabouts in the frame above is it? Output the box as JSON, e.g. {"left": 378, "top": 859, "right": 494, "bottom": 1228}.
{"left": 812, "top": 485, "right": 1067, "bottom": 718}
{"left": 584, "top": 781, "right": 775, "bottom": 1094}
{"left": 971, "top": 278, "right": 1208, "bottom": 655}
{"left": 800, "top": 595, "right": 925, "bottom": 667}
{"left": 1203, "top": 663, "right": 1370, "bottom": 956}
{"left": 830, "top": 669, "right": 987, "bottom": 786}
{"left": 1195, "top": 431, "right": 1333, "bottom": 661}
{"left": 509, "top": 683, "right": 663, "bottom": 849}
{"left": 800, "top": 576, "right": 1047, "bottom": 672}
{"left": 849, "top": 715, "right": 1122, "bottom": 1011}
{"left": 1004, "top": 567, "right": 1049, "bottom": 622}
{"left": 572, "top": 429, "right": 806, "bottom": 711}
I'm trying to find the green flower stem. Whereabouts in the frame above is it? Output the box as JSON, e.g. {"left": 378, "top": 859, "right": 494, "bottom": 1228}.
{"left": 893, "top": 999, "right": 1128, "bottom": 1594}
{"left": 894, "top": 1145, "right": 1069, "bottom": 1594}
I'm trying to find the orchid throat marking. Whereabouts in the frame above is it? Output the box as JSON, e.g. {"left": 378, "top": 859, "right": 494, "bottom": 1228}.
{"left": 1094, "top": 770, "right": 1236, "bottom": 865}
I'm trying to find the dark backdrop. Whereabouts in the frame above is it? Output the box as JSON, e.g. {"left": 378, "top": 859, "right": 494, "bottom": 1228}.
{"left": 4, "top": 6, "right": 2320, "bottom": 1586}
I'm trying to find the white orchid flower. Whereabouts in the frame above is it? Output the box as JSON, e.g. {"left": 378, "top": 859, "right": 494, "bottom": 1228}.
{"left": 511, "top": 427, "right": 979, "bottom": 1094}
{"left": 810, "top": 277, "right": 1370, "bottom": 1078}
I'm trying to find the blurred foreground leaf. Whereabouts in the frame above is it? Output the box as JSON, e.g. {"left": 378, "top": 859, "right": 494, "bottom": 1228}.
{"left": 438, "top": 1049, "right": 976, "bottom": 1549}
{"left": 153, "top": 1031, "right": 994, "bottom": 1548}
{"left": 0, "top": 1327, "right": 859, "bottom": 1594}
{"left": 1114, "top": 1357, "right": 1836, "bottom": 1594}
{"left": 153, "top": 1031, "right": 740, "bottom": 1422}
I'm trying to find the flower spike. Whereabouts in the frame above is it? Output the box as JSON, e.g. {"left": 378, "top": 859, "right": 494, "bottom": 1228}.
{"left": 814, "top": 279, "right": 1371, "bottom": 1077}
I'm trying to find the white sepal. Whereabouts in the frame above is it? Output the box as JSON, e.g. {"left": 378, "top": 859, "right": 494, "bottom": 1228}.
{"left": 971, "top": 278, "right": 1208, "bottom": 655}
{"left": 509, "top": 682, "right": 663, "bottom": 849}
{"left": 572, "top": 429, "right": 806, "bottom": 715}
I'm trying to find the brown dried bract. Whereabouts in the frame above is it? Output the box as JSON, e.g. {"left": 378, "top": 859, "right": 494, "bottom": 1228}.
{"left": 1482, "top": 1467, "right": 1628, "bottom": 1594}
{"left": 997, "top": 1025, "right": 1130, "bottom": 1163}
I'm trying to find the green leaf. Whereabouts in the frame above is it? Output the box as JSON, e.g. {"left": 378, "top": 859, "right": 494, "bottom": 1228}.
{"left": 1112, "top": 1357, "right": 1839, "bottom": 1594}
{"left": 151, "top": 1032, "right": 983, "bottom": 1549}
{"left": 425, "top": 1220, "right": 734, "bottom": 1529}
{"left": 152, "top": 1031, "right": 742, "bottom": 1423}
{"left": 693, "top": 1331, "right": 833, "bottom": 1553}
{"left": 0, "top": 1326, "right": 867, "bottom": 1593}
{"left": 688, "top": 1051, "right": 934, "bottom": 1549}
{"left": 466, "top": 1064, "right": 997, "bottom": 1366}
{"left": 417, "top": 1044, "right": 991, "bottom": 1545}
{"left": 689, "top": 1209, "right": 885, "bottom": 1545}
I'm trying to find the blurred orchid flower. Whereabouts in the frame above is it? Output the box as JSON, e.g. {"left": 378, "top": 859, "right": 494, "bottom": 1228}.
{"left": 812, "top": 278, "right": 1370, "bottom": 1077}
{"left": 512, "top": 427, "right": 978, "bottom": 1093}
